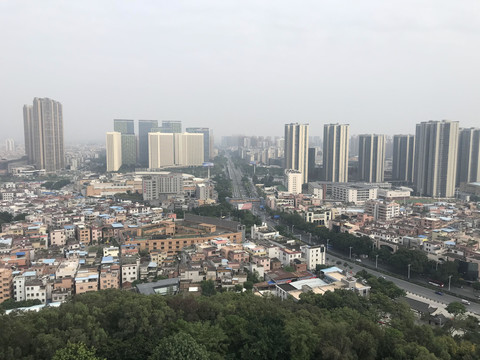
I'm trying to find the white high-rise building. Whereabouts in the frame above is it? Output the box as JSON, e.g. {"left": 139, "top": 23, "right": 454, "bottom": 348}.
{"left": 149, "top": 133, "right": 175, "bottom": 168}
{"left": 414, "top": 120, "right": 459, "bottom": 198}
{"left": 148, "top": 132, "right": 204, "bottom": 169}
{"left": 358, "top": 134, "right": 385, "bottom": 183}
{"left": 106, "top": 132, "right": 122, "bottom": 172}
{"left": 23, "top": 98, "right": 65, "bottom": 171}
{"left": 175, "top": 133, "right": 204, "bottom": 166}
{"left": 284, "top": 123, "right": 309, "bottom": 184}
{"left": 323, "top": 124, "right": 349, "bottom": 182}
{"left": 457, "top": 128, "right": 480, "bottom": 186}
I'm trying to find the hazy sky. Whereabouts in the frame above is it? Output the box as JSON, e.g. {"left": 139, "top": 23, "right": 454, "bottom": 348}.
{"left": 1, "top": 1, "right": 479, "bottom": 143}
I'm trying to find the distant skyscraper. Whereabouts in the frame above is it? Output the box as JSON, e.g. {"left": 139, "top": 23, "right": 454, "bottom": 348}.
{"left": 284, "top": 123, "right": 309, "bottom": 184}
{"left": 457, "top": 128, "right": 480, "bottom": 185}
{"left": 23, "top": 105, "right": 34, "bottom": 161}
{"left": 5, "top": 139, "right": 14, "bottom": 152}
{"left": 392, "top": 135, "right": 415, "bottom": 183}
{"left": 113, "top": 119, "right": 134, "bottom": 134}
{"left": 323, "top": 124, "right": 349, "bottom": 182}
{"left": 106, "top": 132, "right": 122, "bottom": 172}
{"left": 138, "top": 120, "right": 158, "bottom": 166}
{"left": 23, "top": 98, "right": 64, "bottom": 171}
{"left": 155, "top": 120, "right": 182, "bottom": 133}
{"left": 358, "top": 134, "right": 385, "bottom": 183}
{"left": 113, "top": 119, "right": 136, "bottom": 166}
{"left": 414, "top": 120, "right": 459, "bottom": 197}
{"left": 186, "top": 127, "right": 211, "bottom": 161}
{"left": 308, "top": 147, "right": 317, "bottom": 181}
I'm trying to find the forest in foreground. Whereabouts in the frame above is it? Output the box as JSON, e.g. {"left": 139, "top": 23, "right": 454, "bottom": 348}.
{"left": 0, "top": 277, "right": 479, "bottom": 360}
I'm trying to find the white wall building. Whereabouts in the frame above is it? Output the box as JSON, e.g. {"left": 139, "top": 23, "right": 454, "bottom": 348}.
{"left": 285, "top": 169, "right": 303, "bottom": 194}
{"left": 106, "top": 131, "right": 122, "bottom": 172}
{"left": 301, "top": 245, "right": 326, "bottom": 270}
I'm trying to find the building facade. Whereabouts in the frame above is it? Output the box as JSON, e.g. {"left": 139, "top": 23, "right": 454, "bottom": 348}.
{"left": 284, "top": 169, "right": 303, "bottom": 194}
{"left": 186, "top": 127, "right": 211, "bottom": 161}
{"left": 106, "top": 132, "right": 122, "bottom": 172}
{"left": 284, "top": 123, "right": 309, "bottom": 184}
{"left": 138, "top": 120, "right": 159, "bottom": 166}
{"left": 414, "top": 120, "right": 459, "bottom": 197}
{"left": 358, "top": 134, "right": 385, "bottom": 183}
{"left": 457, "top": 128, "right": 480, "bottom": 186}
{"left": 23, "top": 98, "right": 65, "bottom": 171}
{"left": 392, "top": 135, "right": 415, "bottom": 183}
{"left": 323, "top": 124, "right": 349, "bottom": 182}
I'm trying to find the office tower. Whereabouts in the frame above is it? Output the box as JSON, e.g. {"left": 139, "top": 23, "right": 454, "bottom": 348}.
{"left": 106, "top": 132, "right": 122, "bottom": 172}
{"left": 392, "top": 135, "right": 415, "bottom": 183}
{"left": 284, "top": 123, "right": 309, "bottom": 184}
{"left": 113, "top": 119, "right": 136, "bottom": 166}
{"left": 113, "top": 119, "right": 134, "bottom": 134}
{"left": 323, "top": 124, "right": 349, "bottom": 182}
{"left": 358, "top": 134, "right": 385, "bottom": 183}
{"left": 414, "top": 120, "right": 459, "bottom": 197}
{"left": 157, "top": 120, "right": 182, "bottom": 133}
{"left": 186, "top": 127, "right": 211, "bottom": 161}
{"left": 138, "top": 120, "right": 158, "bottom": 166}
{"left": 23, "top": 98, "right": 64, "bottom": 171}
{"left": 457, "top": 128, "right": 480, "bottom": 185}
{"left": 5, "top": 139, "right": 14, "bottom": 152}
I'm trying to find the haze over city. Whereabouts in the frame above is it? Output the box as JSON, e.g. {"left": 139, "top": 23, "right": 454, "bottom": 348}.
{"left": 1, "top": 0, "right": 480, "bottom": 143}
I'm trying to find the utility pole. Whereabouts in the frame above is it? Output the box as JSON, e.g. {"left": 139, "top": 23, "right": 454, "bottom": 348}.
{"left": 376, "top": 254, "right": 379, "bottom": 269}
{"left": 408, "top": 264, "right": 411, "bottom": 279}
{"left": 349, "top": 246, "right": 353, "bottom": 260}
{"left": 448, "top": 275, "right": 453, "bottom": 291}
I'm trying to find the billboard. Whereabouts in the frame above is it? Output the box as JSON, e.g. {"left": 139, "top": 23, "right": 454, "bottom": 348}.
{"left": 237, "top": 202, "right": 253, "bottom": 211}
{"left": 203, "top": 162, "right": 214, "bottom": 167}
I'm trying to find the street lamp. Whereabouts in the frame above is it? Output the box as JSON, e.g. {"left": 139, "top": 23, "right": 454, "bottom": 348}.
{"left": 408, "top": 264, "right": 411, "bottom": 279}
{"left": 292, "top": 225, "right": 295, "bottom": 234}
{"left": 375, "top": 254, "right": 379, "bottom": 269}
{"left": 448, "top": 275, "right": 453, "bottom": 291}
{"left": 349, "top": 246, "right": 353, "bottom": 259}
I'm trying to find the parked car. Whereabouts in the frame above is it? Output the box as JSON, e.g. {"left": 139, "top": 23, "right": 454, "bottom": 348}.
{"left": 435, "top": 291, "right": 444, "bottom": 296}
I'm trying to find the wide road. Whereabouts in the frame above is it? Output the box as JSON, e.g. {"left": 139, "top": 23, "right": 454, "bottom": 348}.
{"left": 226, "top": 157, "right": 248, "bottom": 199}
{"left": 324, "top": 250, "right": 480, "bottom": 315}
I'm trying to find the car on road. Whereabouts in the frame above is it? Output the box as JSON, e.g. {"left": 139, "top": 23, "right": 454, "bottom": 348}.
{"left": 435, "top": 291, "right": 444, "bottom": 296}
{"left": 461, "top": 299, "right": 471, "bottom": 305}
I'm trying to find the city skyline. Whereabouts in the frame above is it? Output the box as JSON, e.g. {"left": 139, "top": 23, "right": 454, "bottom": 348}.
{"left": 1, "top": 1, "right": 480, "bottom": 142}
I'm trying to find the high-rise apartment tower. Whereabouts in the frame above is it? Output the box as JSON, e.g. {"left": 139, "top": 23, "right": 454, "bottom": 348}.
{"left": 392, "top": 135, "right": 415, "bottom": 183}
{"left": 284, "top": 123, "right": 309, "bottom": 184}
{"left": 457, "top": 128, "right": 480, "bottom": 186}
{"left": 414, "top": 120, "right": 459, "bottom": 197}
{"left": 323, "top": 124, "right": 349, "bottom": 182}
{"left": 23, "top": 98, "right": 65, "bottom": 171}
{"left": 358, "top": 134, "right": 385, "bottom": 183}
